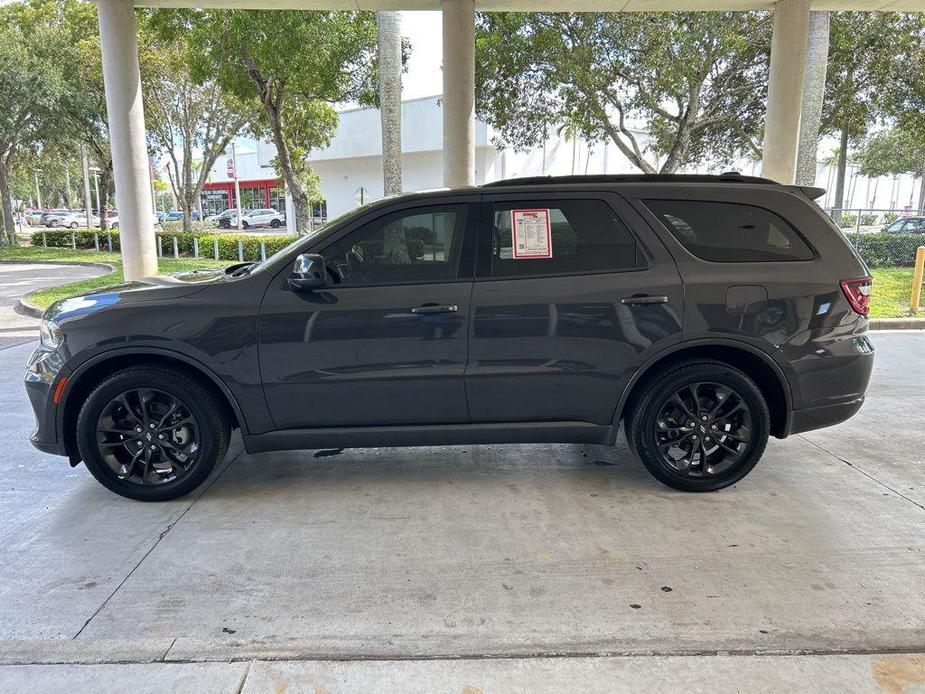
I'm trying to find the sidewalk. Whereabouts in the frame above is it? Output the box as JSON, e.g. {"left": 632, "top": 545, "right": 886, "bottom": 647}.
{"left": 2, "top": 652, "right": 922, "bottom": 693}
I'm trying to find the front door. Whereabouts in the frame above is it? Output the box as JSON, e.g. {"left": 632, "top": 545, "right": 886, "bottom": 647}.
{"left": 259, "top": 199, "right": 478, "bottom": 429}
{"left": 465, "top": 192, "right": 683, "bottom": 426}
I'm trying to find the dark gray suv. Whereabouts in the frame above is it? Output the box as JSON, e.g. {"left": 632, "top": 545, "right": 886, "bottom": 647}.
{"left": 25, "top": 174, "right": 875, "bottom": 501}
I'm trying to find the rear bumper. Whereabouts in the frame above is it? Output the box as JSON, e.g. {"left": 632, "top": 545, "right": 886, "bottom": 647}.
{"left": 788, "top": 396, "right": 865, "bottom": 436}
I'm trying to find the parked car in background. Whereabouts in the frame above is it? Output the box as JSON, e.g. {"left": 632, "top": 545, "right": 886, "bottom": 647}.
{"left": 208, "top": 208, "right": 239, "bottom": 228}
{"left": 882, "top": 216, "right": 925, "bottom": 234}
{"left": 100, "top": 213, "right": 161, "bottom": 230}
{"left": 26, "top": 173, "right": 875, "bottom": 501}
{"left": 24, "top": 210, "right": 45, "bottom": 226}
{"left": 163, "top": 211, "right": 184, "bottom": 223}
{"left": 237, "top": 208, "right": 285, "bottom": 229}
{"left": 41, "top": 209, "right": 72, "bottom": 227}
{"left": 44, "top": 211, "right": 87, "bottom": 229}
{"left": 89, "top": 210, "right": 119, "bottom": 227}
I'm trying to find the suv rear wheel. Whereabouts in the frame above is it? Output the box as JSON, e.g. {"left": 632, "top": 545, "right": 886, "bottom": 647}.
{"left": 76, "top": 366, "right": 230, "bottom": 501}
{"left": 627, "top": 360, "right": 770, "bottom": 492}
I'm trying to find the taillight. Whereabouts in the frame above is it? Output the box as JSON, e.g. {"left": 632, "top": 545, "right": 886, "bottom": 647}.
{"left": 840, "top": 277, "right": 872, "bottom": 317}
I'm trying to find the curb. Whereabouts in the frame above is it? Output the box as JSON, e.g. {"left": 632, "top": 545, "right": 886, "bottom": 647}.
{"left": 1, "top": 259, "right": 115, "bottom": 319}
{"left": 870, "top": 318, "right": 925, "bottom": 330}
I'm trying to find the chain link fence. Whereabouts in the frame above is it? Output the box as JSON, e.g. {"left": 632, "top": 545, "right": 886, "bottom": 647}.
{"left": 824, "top": 208, "right": 925, "bottom": 268}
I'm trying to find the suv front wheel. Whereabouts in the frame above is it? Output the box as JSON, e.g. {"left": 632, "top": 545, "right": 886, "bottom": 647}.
{"left": 76, "top": 366, "right": 230, "bottom": 501}
{"left": 627, "top": 360, "right": 770, "bottom": 492}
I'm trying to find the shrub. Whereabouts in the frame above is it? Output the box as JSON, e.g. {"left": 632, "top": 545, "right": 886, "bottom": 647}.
{"left": 197, "top": 233, "right": 297, "bottom": 261}
{"left": 839, "top": 213, "right": 858, "bottom": 229}
{"left": 883, "top": 212, "right": 900, "bottom": 225}
{"left": 859, "top": 213, "right": 877, "bottom": 227}
{"left": 853, "top": 232, "right": 925, "bottom": 268}
{"left": 30, "top": 229, "right": 121, "bottom": 250}
{"left": 29, "top": 228, "right": 298, "bottom": 261}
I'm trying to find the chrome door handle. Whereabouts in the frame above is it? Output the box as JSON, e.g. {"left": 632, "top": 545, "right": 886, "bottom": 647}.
{"left": 621, "top": 295, "right": 669, "bottom": 305}
{"left": 411, "top": 304, "right": 459, "bottom": 314}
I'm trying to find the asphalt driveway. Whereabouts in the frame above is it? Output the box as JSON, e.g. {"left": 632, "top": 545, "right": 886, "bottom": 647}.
{"left": 0, "top": 264, "right": 922, "bottom": 691}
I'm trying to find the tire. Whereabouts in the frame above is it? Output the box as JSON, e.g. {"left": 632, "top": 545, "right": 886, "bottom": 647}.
{"left": 69, "top": 222, "right": 78, "bottom": 229}
{"left": 241, "top": 221, "right": 249, "bottom": 229}
{"left": 270, "top": 219, "right": 281, "bottom": 228}
{"left": 76, "top": 366, "right": 230, "bottom": 501}
{"left": 627, "top": 359, "right": 770, "bottom": 492}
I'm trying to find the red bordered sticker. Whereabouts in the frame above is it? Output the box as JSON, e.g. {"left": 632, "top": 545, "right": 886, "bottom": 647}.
{"left": 511, "top": 208, "right": 553, "bottom": 259}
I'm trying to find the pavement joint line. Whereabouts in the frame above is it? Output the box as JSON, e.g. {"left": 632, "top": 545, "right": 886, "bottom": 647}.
{"left": 232, "top": 661, "right": 252, "bottom": 694}
{"left": 71, "top": 446, "right": 248, "bottom": 640}
{"left": 798, "top": 434, "right": 924, "bottom": 512}
{"left": 2, "top": 645, "right": 925, "bottom": 667}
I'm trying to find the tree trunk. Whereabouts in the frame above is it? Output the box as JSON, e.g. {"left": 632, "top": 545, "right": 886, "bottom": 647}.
{"left": 264, "top": 103, "right": 312, "bottom": 231}
{"left": 378, "top": 11, "right": 402, "bottom": 197}
{"left": 0, "top": 164, "right": 15, "bottom": 247}
{"left": 832, "top": 128, "right": 849, "bottom": 225}
{"left": 99, "top": 165, "right": 113, "bottom": 234}
{"left": 796, "top": 11, "right": 830, "bottom": 186}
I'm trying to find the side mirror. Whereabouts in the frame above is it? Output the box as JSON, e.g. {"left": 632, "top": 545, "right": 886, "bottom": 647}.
{"left": 288, "top": 253, "right": 327, "bottom": 291}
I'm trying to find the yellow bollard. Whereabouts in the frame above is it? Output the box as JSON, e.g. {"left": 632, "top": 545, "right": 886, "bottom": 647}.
{"left": 912, "top": 246, "right": 925, "bottom": 313}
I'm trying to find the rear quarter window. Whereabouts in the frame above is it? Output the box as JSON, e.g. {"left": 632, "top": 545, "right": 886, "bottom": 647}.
{"left": 645, "top": 200, "right": 814, "bottom": 262}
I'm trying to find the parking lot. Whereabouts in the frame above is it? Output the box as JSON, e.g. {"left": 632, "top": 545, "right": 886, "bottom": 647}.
{"left": 0, "top": 265, "right": 923, "bottom": 691}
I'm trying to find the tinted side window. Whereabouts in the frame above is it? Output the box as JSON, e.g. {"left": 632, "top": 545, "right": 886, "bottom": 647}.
{"left": 645, "top": 200, "right": 814, "bottom": 262}
{"left": 324, "top": 205, "right": 468, "bottom": 285}
{"left": 489, "top": 199, "right": 641, "bottom": 278}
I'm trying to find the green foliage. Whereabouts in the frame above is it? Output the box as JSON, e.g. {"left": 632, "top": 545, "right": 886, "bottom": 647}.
{"left": 198, "top": 233, "right": 296, "bottom": 261}
{"left": 823, "top": 12, "right": 924, "bottom": 142}
{"left": 29, "top": 228, "right": 297, "bottom": 261}
{"left": 839, "top": 213, "right": 857, "bottom": 229}
{"left": 853, "top": 232, "right": 925, "bottom": 268}
{"left": 475, "top": 12, "right": 770, "bottom": 173}
{"left": 856, "top": 128, "right": 925, "bottom": 178}
{"left": 148, "top": 9, "right": 378, "bottom": 227}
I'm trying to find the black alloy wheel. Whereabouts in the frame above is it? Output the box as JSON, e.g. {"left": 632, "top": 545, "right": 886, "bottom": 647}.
{"left": 77, "top": 366, "right": 229, "bottom": 501}
{"left": 628, "top": 360, "right": 770, "bottom": 492}
{"left": 94, "top": 387, "right": 201, "bottom": 486}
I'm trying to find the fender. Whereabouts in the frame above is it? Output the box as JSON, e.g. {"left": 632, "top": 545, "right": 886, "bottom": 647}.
{"left": 608, "top": 337, "right": 795, "bottom": 442}
{"left": 56, "top": 345, "right": 252, "bottom": 438}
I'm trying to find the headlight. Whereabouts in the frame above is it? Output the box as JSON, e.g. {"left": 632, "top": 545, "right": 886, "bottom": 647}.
{"left": 39, "top": 319, "right": 63, "bottom": 351}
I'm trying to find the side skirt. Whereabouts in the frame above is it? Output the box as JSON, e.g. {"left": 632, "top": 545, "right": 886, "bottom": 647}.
{"left": 243, "top": 421, "right": 612, "bottom": 454}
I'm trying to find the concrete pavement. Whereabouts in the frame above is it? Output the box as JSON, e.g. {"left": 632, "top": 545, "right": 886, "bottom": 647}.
{"left": 0, "top": 297, "right": 922, "bottom": 690}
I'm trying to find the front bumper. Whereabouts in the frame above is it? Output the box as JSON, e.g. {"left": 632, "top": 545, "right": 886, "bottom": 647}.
{"left": 24, "top": 347, "right": 69, "bottom": 458}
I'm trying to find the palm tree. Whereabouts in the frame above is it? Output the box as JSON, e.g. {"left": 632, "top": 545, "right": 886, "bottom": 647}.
{"left": 378, "top": 12, "right": 402, "bottom": 197}
{"left": 796, "top": 11, "right": 830, "bottom": 187}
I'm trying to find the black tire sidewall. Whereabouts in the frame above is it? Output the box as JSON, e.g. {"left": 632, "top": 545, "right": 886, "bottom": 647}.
{"left": 77, "top": 370, "right": 224, "bottom": 501}
{"left": 631, "top": 363, "right": 770, "bottom": 492}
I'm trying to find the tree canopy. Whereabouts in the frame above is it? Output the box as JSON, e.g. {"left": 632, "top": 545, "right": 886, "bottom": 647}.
{"left": 149, "top": 9, "right": 379, "bottom": 229}
{"left": 475, "top": 12, "right": 771, "bottom": 174}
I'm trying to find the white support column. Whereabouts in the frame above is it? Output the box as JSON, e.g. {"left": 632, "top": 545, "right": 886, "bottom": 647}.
{"left": 441, "top": 0, "right": 475, "bottom": 188}
{"left": 97, "top": 0, "right": 157, "bottom": 280}
{"left": 761, "top": 0, "right": 812, "bottom": 184}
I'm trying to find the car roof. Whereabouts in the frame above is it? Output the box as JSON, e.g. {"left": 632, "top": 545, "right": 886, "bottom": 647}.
{"left": 481, "top": 172, "right": 777, "bottom": 188}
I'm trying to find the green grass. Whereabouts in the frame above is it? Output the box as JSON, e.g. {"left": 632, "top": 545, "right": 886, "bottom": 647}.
{"left": 1, "top": 246, "right": 922, "bottom": 319}
{"left": 0, "top": 247, "right": 233, "bottom": 311}
{"left": 868, "top": 267, "right": 921, "bottom": 319}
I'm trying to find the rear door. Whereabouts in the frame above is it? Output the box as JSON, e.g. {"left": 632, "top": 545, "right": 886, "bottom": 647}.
{"left": 465, "top": 191, "right": 683, "bottom": 426}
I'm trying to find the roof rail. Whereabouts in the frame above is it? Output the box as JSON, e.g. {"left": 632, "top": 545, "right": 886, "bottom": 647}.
{"left": 481, "top": 172, "right": 778, "bottom": 188}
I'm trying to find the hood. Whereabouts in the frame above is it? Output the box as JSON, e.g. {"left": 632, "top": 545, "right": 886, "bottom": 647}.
{"left": 45, "top": 267, "right": 229, "bottom": 322}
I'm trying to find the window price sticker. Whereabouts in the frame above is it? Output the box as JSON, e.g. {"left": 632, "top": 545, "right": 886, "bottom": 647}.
{"left": 511, "top": 208, "right": 553, "bottom": 259}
